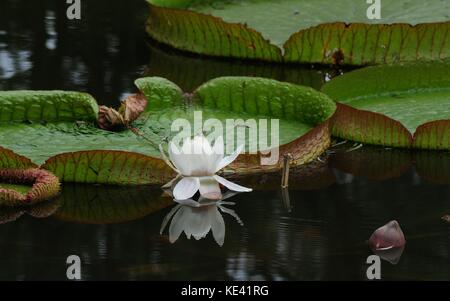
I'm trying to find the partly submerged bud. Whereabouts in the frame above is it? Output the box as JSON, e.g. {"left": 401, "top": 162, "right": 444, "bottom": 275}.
{"left": 369, "top": 220, "right": 406, "bottom": 250}
{"left": 373, "top": 246, "right": 405, "bottom": 265}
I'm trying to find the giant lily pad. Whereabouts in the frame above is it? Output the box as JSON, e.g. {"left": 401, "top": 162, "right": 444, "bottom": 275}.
{"left": 322, "top": 60, "right": 450, "bottom": 149}
{"left": 146, "top": 0, "right": 450, "bottom": 65}
{"left": 0, "top": 76, "right": 336, "bottom": 185}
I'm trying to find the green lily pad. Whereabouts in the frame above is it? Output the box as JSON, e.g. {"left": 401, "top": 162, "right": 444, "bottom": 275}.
{"left": 146, "top": 0, "right": 450, "bottom": 65}
{"left": 0, "top": 91, "right": 98, "bottom": 123}
{"left": 0, "top": 76, "right": 335, "bottom": 185}
{"left": 0, "top": 146, "right": 37, "bottom": 169}
{"left": 0, "top": 199, "right": 61, "bottom": 224}
{"left": 322, "top": 60, "right": 450, "bottom": 149}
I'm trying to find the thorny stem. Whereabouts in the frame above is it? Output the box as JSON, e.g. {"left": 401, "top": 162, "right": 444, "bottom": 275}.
{"left": 281, "top": 187, "right": 292, "bottom": 213}
{"left": 281, "top": 153, "right": 293, "bottom": 188}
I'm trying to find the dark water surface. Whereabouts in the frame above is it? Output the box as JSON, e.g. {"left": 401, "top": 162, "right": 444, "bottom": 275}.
{"left": 1, "top": 0, "right": 450, "bottom": 281}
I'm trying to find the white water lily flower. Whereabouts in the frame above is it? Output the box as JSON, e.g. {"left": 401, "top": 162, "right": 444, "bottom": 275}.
{"left": 160, "top": 193, "right": 243, "bottom": 246}
{"left": 160, "top": 135, "right": 252, "bottom": 200}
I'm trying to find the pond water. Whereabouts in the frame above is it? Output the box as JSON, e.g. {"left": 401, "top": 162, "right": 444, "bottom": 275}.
{"left": 1, "top": 0, "right": 450, "bottom": 281}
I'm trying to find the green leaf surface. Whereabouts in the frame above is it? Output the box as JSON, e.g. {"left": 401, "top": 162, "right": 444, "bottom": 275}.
{"left": 42, "top": 150, "right": 175, "bottom": 185}
{"left": 0, "top": 146, "right": 37, "bottom": 169}
{"left": 322, "top": 60, "right": 450, "bottom": 149}
{"left": 146, "top": 0, "right": 450, "bottom": 64}
{"left": 0, "top": 91, "right": 98, "bottom": 123}
{"left": 1, "top": 77, "right": 335, "bottom": 184}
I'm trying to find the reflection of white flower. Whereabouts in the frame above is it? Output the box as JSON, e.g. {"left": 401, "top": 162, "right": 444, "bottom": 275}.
{"left": 160, "top": 194, "right": 243, "bottom": 246}
{"left": 160, "top": 135, "right": 252, "bottom": 200}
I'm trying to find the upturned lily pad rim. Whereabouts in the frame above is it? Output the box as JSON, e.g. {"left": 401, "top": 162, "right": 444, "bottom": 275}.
{"left": 0, "top": 168, "right": 61, "bottom": 207}
{"left": 145, "top": 0, "right": 450, "bottom": 65}
{"left": 322, "top": 60, "right": 450, "bottom": 150}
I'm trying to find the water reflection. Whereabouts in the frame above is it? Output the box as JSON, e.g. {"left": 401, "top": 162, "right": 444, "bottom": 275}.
{"left": 160, "top": 193, "right": 243, "bottom": 246}
{"left": 54, "top": 184, "right": 172, "bottom": 224}
{"left": 373, "top": 247, "right": 405, "bottom": 265}
{"left": 1, "top": 0, "right": 450, "bottom": 281}
{"left": 0, "top": 0, "right": 150, "bottom": 106}
{"left": 144, "top": 42, "right": 342, "bottom": 92}
{"left": 0, "top": 198, "right": 60, "bottom": 224}
{"left": 0, "top": 147, "right": 449, "bottom": 279}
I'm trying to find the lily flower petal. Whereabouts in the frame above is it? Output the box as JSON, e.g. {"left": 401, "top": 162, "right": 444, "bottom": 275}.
{"left": 174, "top": 198, "right": 202, "bottom": 207}
{"left": 169, "top": 206, "right": 190, "bottom": 243}
{"left": 215, "top": 144, "right": 244, "bottom": 172}
{"left": 160, "top": 204, "right": 182, "bottom": 235}
{"left": 169, "top": 141, "right": 191, "bottom": 175}
{"left": 199, "top": 177, "right": 222, "bottom": 200}
{"left": 205, "top": 136, "right": 224, "bottom": 175}
{"left": 173, "top": 177, "right": 200, "bottom": 200}
{"left": 159, "top": 144, "right": 179, "bottom": 173}
{"left": 186, "top": 135, "right": 218, "bottom": 176}
{"left": 210, "top": 208, "right": 225, "bottom": 246}
{"left": 213, "top": 175, "right": 252, "bottom": 193}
